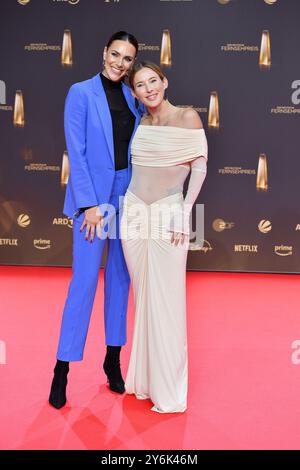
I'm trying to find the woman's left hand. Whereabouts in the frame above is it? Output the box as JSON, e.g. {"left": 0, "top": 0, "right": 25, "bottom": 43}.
{"left": 170, "top": 231, "right": 189, "bottom": 246}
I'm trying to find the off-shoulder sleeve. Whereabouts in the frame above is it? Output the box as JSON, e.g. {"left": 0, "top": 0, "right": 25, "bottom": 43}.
{"left": 170, "top": 131, "right": 208, "bottom": 235}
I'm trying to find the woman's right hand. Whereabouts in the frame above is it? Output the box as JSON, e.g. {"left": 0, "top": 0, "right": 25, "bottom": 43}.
{"left": 80, "top": 206, "right": 103, "bottom": 242}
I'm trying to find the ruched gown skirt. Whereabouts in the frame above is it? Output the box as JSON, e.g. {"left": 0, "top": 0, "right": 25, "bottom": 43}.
{"left": 121, "top": 190, "right": 189, "bottom": 413}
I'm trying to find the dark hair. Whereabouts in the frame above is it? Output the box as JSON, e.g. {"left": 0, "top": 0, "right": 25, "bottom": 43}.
{"left": 106, "top": 31, "right": 139, "bottom": 56}
{"left": 129, "top": 61, "right": 166, "bottom": 89}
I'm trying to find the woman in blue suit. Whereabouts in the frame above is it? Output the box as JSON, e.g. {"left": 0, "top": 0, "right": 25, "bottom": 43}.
{"left": 49, "top": 31, "right": 142, "bottom": 409}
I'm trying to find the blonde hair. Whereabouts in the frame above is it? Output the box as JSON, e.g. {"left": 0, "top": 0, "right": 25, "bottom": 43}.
{"left": 129, "top": 61, "right": 166, "bottom": 90}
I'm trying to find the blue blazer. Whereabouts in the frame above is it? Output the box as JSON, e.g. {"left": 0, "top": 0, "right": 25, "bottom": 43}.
{"left": 63, "top": 73, "right": 141, "bottom": 219}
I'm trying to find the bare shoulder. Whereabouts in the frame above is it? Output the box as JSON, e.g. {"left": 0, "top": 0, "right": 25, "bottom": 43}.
{"left": 180, "top": 107, "right": 203, "bottom": 129}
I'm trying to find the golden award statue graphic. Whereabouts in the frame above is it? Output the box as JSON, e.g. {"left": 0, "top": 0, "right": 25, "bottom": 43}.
{"left": 13, "top": 90, "right": 25, "bottom": 127}
{"left": 160, "top": 30, "right": 172, "bottom": 67}
{"left": 259, "top": 30, "right": 271, "bottom": 69}
{"left": 61, "top": 30, "right": 73, "bottom": 66}
{"left": 61, "top": 151, "right": 70, "bottom": 187}
{"left": 208, "top": 92, "right": 220, "bottom": 129}
{"left": 256, "top": 154, "right": 268, "bottom": 191}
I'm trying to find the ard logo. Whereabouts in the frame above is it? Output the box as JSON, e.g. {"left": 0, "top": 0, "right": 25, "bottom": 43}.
{"left": 53, "top": 217, "right": 73, "bottom": 229}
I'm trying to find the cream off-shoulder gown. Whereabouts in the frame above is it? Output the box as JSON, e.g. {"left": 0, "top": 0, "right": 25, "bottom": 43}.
{"left": 120, "top": 125, "right": 208, "bottom": 413}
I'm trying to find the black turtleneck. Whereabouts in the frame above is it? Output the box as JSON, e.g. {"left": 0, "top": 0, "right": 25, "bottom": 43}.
{"left": 75, "top": 74, "right": 136, "bottom": 216}
{"left": 100, "top": 72, "right": 135, "bottom": 171}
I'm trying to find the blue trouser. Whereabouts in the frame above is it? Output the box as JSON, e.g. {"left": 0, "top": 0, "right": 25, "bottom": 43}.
{"left": 57, "top": 168, "right": 130, "bottom": 361}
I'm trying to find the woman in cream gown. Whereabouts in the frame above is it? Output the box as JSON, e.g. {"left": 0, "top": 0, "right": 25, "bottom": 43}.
{"left": 121, "top": 62, "right": 208, "bottom": 413}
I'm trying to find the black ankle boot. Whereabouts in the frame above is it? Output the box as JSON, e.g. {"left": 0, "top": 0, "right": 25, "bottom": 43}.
{"left": 49, "top": 360, "right": 69, "bottom": 409}
{"left": 103, "top": 346, "right": 125, "bottom": 394}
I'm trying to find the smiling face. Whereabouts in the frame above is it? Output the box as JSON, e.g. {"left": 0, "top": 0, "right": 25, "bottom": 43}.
{"left": 102, "top": 39, "right": 136, "bottom": 82}
{"left": 132, "top": 67, "right": 168, "bottom": 108}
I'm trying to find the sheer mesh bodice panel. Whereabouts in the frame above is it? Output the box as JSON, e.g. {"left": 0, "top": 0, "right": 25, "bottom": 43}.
{"left": 128, "top": 164, "right": 190, "bottom": 205}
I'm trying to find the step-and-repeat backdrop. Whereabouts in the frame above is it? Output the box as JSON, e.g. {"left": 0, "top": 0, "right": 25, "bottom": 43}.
{"left": 0, "top": 0, "right": 299, "bottom": 272}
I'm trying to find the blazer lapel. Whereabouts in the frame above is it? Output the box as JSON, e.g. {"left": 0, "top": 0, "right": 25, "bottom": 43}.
{"left": 121, "top": 82, "right": 139, "bottom": 118}
{"left": 92, "top": 74, "right": 114, "bottom": 165}
{"left": 121, "top": 82, "right": 141, "bottom": 163}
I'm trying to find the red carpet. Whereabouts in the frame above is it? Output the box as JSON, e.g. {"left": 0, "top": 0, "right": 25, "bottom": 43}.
{"left": 0, "top": 266, "right": 300, "bottom": 450}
